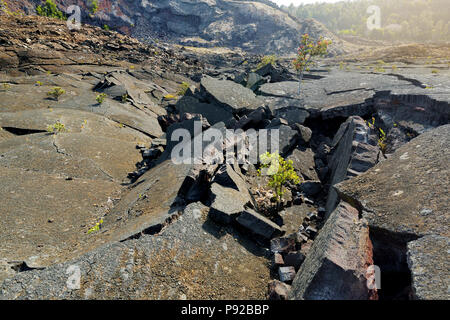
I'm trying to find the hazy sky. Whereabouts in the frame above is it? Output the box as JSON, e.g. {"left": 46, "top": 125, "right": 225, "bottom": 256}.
{"left": 272, "top": 0, "right": 345, "bottom": 6}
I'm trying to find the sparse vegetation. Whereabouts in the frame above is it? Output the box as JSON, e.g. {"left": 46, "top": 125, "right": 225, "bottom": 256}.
{"left": 1, "top": 0, "right": 22, "bottom": 16}
{"left": 36, "top": 0, "right": 66, "bottom": 20}
{"left": 46, "top": 121, "right": 66, "bottom": 134}
{"left": 35, "top": 81, "right": 43, "bottom": 86}
{"left": 257, "top": 152, "right": 302, "bottom": 207}
{"left": 87, "top": 218, "right": 103, "bottom": 234}
{"left": 163, "top": 94, "right": 177, "bottom": 100}
{"left": 96, "top": 93, "right": 107, "bottom": 104}
{"left": 103, "top": 24, "right": 110, "bottom": 31}
{"left": 89, "top": 0, "right": 99, "bottom": 15}
{"left": 367, "top": 117, "right": 387, "bottom": 153}
{"left": 177, "top": 82, "right": 190, "bottom": 96}
{"left": 293, "top": 34, "right": 331, "bottom": 93}
{"left": 2, "top": 83, "right": 11, "bottom": 90}
{"left": 256, "top": 55, "right": 278, "bottom": 70}
{"left": 431, "top": 69, "right": 439, "bottom": 74}
{"left": 378, "top": 128, "right": 387, "bottom": 153}
{"left": 121, "top": 93, "right": 128, "bottom": 103}
{"left": 47, "top": 87, "right": 65, "bottom": 100}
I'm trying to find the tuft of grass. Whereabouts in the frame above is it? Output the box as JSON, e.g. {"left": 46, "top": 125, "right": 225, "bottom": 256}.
{"left": 47, "top": 87, "right": 65, "bottom": 100}
{"left": 96, "top": 93, "right": 107, "bottom": 104}
{"left": 87, "top": 218, "right": 103, "bottom": 234}
{"left": 2, "top": 83, "right": 11, "bottom": 90}
{"left": 46, "top": 121, "right": 66, "bottom": 134}
{"left": 163, "top": 94, "right": 177, "bottom": 100}
{"left": 256, "top": 55, "right": 277, "bottom": 70}
{"left": 431, "top": 69, "right": 439, "bottom": 74}
{"left": 177, "top": 82, "right": 190, "bottom": 96}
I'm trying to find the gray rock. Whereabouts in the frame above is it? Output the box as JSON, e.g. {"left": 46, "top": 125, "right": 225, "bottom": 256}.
{"left": 289, "top": 201, "right": 377, "bottom": 300}
{"left": 298, "top": 181, "right": 322, "bottom": 197}
{"left": 246, "top": 72, "right": 266, "bottom": 91}
{"left": 287, "top": 148, "right": 319, "bottom": 181}
{"left": 259, "top": 81, "right": 300, "bottom": 98}
{"left": 271, "top": 253, "right": 284, "bottom": 268}
{"left": 267, "top": 124, "right": 299, "bottom": 157}
{"left": 336, "top": 124, "right": 449, "bottom": 240}
{"left": 407, "top": 235, "right": 450, "bottom": 300}
{"left": 283, "top": 251, "right": 305, "bottom": 271}
{"left": 270, "top": 236, "right": 296, "bottom": 254}
{"left": 278, "top": 266, "right": 296, "bottom": 283}
{"left": 200, "top": 76, "right": 262, "bottom": 113}
{"left": 273, "top": 107, "right": 310, "bottom": 126}
{"left": 175, "top": 96, "right": 233, "bottom": 125}
{"left": 208, "top": 164, "right": 253, "bottom": 225}
{"left": 208, "top": 183, "right": 249, "bottom": 225}
{"left": 294, "top": 124, "right": 312, "bottom": 145}
{"left": 268, "top": 280, "right": 291, "bottom": 300}
{"left": 335, "top": 125, "right": 450, "bottom": 300}
{"left": 236, "top": 209, "right": 284, "bottom": 241}
{"left": 325, "top": 116, "right": 382, "bottom": 216}
{"left": 0, "top": 202, "right": 272, "bottom": 299}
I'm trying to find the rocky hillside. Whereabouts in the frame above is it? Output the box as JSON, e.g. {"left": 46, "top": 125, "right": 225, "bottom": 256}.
{"left": 4, "top": 0, "right": 348, "bottom": 55}
{"left": 0, "top": 14, "right": 449, "bottom": 300}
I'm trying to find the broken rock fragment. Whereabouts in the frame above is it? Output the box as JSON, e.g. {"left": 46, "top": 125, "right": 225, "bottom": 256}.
{"left": 236, "top": 209, "right": 284, "bottom": 241}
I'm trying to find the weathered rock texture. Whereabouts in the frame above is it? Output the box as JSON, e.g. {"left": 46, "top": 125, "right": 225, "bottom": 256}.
{"left": 9, "top": 0, "right": 347, "bottom": 55}
{"left": 325, "top": 116, "right": 382, "bottom": 216}
{"left": 289, "top": 201, "right": 377, "bottom": 300}
{"left": 336, "top": 124, "right": 450, "bottom": 300}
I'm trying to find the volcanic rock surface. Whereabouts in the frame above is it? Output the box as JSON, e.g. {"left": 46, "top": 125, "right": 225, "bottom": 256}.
{"left": 0, "top": 13, "right": 449, "bottom": 300}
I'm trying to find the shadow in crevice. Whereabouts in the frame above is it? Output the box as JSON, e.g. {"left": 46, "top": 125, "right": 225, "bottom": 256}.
{"left": 201, "top": 217, "right": 270, "bottom": 259}
{"left": 369, "top": 227, "right": 419, "bottom": 300}
{"left": 2, "top": 127, "right": 47, "bottom": 135}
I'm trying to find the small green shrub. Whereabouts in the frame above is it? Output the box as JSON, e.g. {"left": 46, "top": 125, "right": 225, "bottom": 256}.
{"left": 256, "top": 55, "right": 278, "bottom": 70}
{"left": 46, "top": 121, "right": 66, "bottom": 134}
{"left": 103, "top": 24, "right": 110, "bottom": 31}
{"left": 431, "top": 69, "right": 439, "bottom": 74}
{"left": 121, "top": 93, "right": 128, "bottom": 103}
{"left": 257, "top": 152, "right": 302, "bottom": 206}
{"left": 378, "top": 128, "right": 387, "bottom": 153}
{"left": 177, "top": 82, "right": 190, "bottom": 96}
{"left": 89, "top": 0, "right": 99, "bottom": 14}
{"left": 47, "top": 87, "right": 65, "bottom": 100}
{"left": 87, "top": 218, "right": 103, "bottom": 234}
{"left": 36, "top": 0, "right": 66, "bottom": 20}
{"left": 2, "top": 83, "right": 11, "bottom": 90}
{"left": 96, "top": 93, "right": 107, "bottom": 104}
{"left": 367, "top": 117, "right": 387, "bottom": 153}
